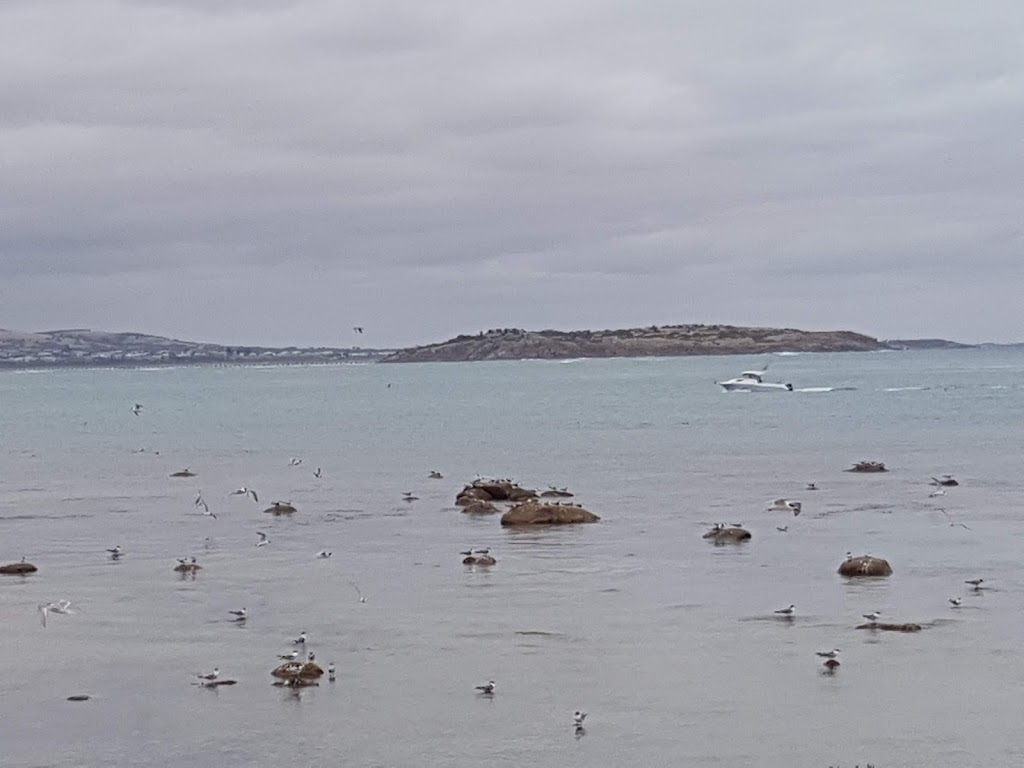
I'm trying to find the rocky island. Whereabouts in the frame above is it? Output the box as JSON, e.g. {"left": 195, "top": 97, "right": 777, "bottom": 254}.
{"left": 383, "top": 324, "right": 886, "bottom": 363}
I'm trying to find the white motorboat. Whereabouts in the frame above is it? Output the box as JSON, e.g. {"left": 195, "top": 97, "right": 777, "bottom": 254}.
{"left": 717, "top": 369, "right": 793, "bottom": 392}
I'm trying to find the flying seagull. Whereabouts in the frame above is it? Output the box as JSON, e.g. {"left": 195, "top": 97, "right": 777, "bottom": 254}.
{"left": 349, "top": 581, "right": 367, "bottom": 603}
{"left": 949, "top": 597, "right": 962, "bottom": 608}
{"left": 288, "top": 457, "right": 303, "bottom": 466}
{"left": 131, "top": 403, "right": 143, "bottom": 416}
{"left": 38, "top": 599, "right": 76, "bottom": 628}
{"left": 573, "top": 710, "right": 587, "bottom": 727}
{"left": 317, "top": 550, "right": 332, "bottom": 559}
{"left": 255, "top": 531, "right": 269, "bottom": 548}
{"left": 230, "top": 487, "right": 258, "bottom": 503}
{"left": 353, "top": 327, "right": 364, "bottom": 334}
{"left": 313, "top": 467, "right": 322, "bottom": 478}
{"left": 292, "top": 631, "right": 307, "bottom": 645}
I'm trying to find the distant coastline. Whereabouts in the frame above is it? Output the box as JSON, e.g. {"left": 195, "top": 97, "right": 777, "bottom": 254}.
{"left": 383, "top": 324, "right": 887, "bottom": 363}
{"left": 1, "top": 325, "right": 1016, "bottom": 371}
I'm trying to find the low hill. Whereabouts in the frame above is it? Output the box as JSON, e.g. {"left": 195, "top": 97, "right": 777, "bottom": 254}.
{"left": 382, "top": 324, "right": 886, "bottom": 363}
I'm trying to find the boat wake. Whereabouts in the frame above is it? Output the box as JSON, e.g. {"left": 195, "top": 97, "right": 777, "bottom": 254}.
{"left": 795, "top": 386, "right": 857, "bottom": 393}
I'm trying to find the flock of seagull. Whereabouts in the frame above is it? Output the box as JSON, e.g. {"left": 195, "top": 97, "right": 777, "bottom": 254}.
{"left": 757, "top": 473, "right": 988, "bottom": 674}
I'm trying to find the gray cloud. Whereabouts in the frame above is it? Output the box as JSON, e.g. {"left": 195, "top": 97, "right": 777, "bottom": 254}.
{"left": 2, "top": 0, "right": 1023, "bottom": 345}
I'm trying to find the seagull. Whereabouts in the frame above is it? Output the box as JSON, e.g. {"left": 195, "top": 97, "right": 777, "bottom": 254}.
{"left": 862, "top": 611, "right": 882, "bottom": 622}
{"left": 313, "top": 467, "right": 322, "bottom": 478}
{"left": 459, "top": 549, "right": 473, "bottom": 556}
{"left": 196, "top": 667, "right": 219, "bottom": 681}
{"left": 815, "top": 648, "right": 841, "bottom": 658}
{"left": 475, "top": 680, "right": 496, "bottom": 695}
{"left": 229, "top": 608, "right": 247, "bottom": 621}
{"left": 845, "top": 551, "right": 854, "bottom": 561}
{"left": 429, "top": 470, "right": 443, "bottom": 479}
{"left": 353, "top": 326, "right": 364, "bottom": 334}
{"left": 255, "top": 532, "right": 269, "bottom": 548}
{"left": 929, "top": 488, "right": 947, "bottom": 498}
{"left": 965, "top": 578, "right": 985, "bottom": 589}
{"left": 573, "top": 710, "right": 587, "bottom": 727}
{"left": 289, "top": 457, "right": 303, "bottom": 466}
{"left": 293, "top": 631, "right": 307, "bottom": 645}
{"left": 776, "top": 526, "right": 788, "bottom": 532}
{"left": 774, "top": 604, "right": 796, "bottom": 616}
{"left": 131, "top": 403, "right": 143, "bottom": 416}
{"left": 767, "top": 499, "right": 802, "bottom": 516}
{"left": 307, "top": 651, "right": 316, "bottom": 662}
{"left": 317, "top": 550, "right": 332, "bottom": 558}
{"left": 328, "top": 663, "right": 336, "bottom": 682}
{"left": 949, "top": 597, "right": 963, "bottom": 608}
{"left": 230, "top": 487, "right": 259, "bottom": 503}
{"left": 402, "top": 492, "right": 419, "bottom": 502}
{"left": 38, "top": 599, "right": 75, "bottom": 627}
{"left": 278, "top": 651, "right": 299, "bottom": 661}
{"left": 106, "top": 545, "right": 123, "bottom": 559}
{"left": 473, "top": 548, "right": 490, "bottom": 555}
{"left": 195, "top": 491, "right": 206, "bottom": 508}
{"left": 349, "top": 581, "right": 367, "bottom": 603}
{"left": 195, "top": 496, "right": 216, "bottom": 519}
{"left": 805, "top": 482, "right": 818, "bottom": 491}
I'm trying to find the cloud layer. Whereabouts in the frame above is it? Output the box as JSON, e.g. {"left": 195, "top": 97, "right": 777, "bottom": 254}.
{"left": 3, "top": 0, "right": 1022, "bottom": 345}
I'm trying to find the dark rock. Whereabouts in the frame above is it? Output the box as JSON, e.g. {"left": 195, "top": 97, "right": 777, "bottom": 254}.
{"left": 271, "top": 661, "right": 324, "bottom": 680}
{"left": 0, "top": 561, "right": 38, "bottom": 574}
{"left": 702, "top": 526, "right": 752, "bottom": 544}
{"left": 463, "top": 554, "right": 497, "bottom": 566}
{"left": 845, "top": 461, "right": 888, "bottom": 473}
{"left": 856, "top": 622, "right": 922, "bottom": 632}
{"left": 264, "top": 501, "right": 297, "bottom": 515}
{"left": 540, "top": 489, "right": 574, "bottom": 498}
{"left": 838, "top": 556, "right": 893, "bottom": 577}
{"left": 170, "top": 469, "right": 197, "bottom": 477}
{"left": 66, "top": 694, "right": 91, "bottom": 701}
{"left": 500, "top": 501, "right": 600, "bottom": 526}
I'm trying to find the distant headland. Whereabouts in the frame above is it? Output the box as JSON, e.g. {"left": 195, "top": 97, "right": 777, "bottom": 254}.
{"left": 382, "top": 324, "right": 887, "bottom": 363}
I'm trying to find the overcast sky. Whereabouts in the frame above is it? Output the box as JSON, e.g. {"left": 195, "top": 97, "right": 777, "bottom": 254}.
{"left": 2, "top": 1, "right": 1022, "bottom": 347}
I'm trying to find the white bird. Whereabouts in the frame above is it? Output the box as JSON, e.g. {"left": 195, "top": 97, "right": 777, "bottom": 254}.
{"left": 965, "top": 578, "right": 985, "bottom": 589}
{"left": 402, "top": 492, "right": 419, "bottom": 502}
{"left": 805, "top": 482, "right": 818, "bottom": 491}
{"left": 573, "top": 710, "right": 587, "bottom": 727}
{"left": 106, "top": 545, "right": 123, "bottom": 558}
{"left": 38, "top": 599, "right": 75, "bottom": 628}
{"left": 230, "top": 487, "right": 259, "bottom": 503}
{"left": 949, "top": 597, "right": 962, "bottom": 608}
{"left": 131, "top": 403, "right": 143, "bottom": 416}
{"left": 862, "top": 611, "right": 882, "bottom": 622}
{"left": 774, "top": 604, "right": 796, "bottom": 616}
{"left": 317, "top": 550, "right": 332, "bottom": 559}
{"left": 349, "top": 581, "right": 367, "bottom": 603}
{"left": 776, "top": 526, "right": 788, "bottom": 532}
{"left": 289, "top": 457, "right": 303, "bottom": 466}
{"left": 767, "top": 498, "right": 802, "bottom": 516}
{"left": 196, "top": 667, "right": 219, "bottom": 681}
{"left": 815, "top": 648, "right": 841, "bottom": 658}
{"left": 328, "top": 662, "right": 336, "bottom": 681}
{"left": 278, "top": 651, "right": 299, "bottom": 661}
{"left": 929, "top": 488, "right": 947, "bottom": 498}
{"left": 475, "top": 680, "right": 496, "bottom": 695}
{"left": 255, "top": 532, "right": 269, "bottom": 548}
{"left": 293, "top": 631, "right": 307, "bottom": 644}
{"left": 313, "top": 467, "right": 322, "bottom": 478}
{"left": 228, "top": 608, "right": 247, "bottom": 620}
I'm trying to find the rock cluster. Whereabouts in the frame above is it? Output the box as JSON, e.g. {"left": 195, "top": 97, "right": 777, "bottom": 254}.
{"left": 456, "top": 480, "right": 538, "bottom": 506}
{"left": 0, "top": 561, "right": 37, "bottom": 574}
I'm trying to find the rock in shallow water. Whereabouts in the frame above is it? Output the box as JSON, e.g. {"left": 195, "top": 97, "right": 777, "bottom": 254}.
{"left": 500, "top": 502, "right": 599, "bottom": 526}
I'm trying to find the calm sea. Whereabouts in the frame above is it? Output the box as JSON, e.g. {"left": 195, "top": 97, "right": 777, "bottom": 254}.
{"left": 2, "top": 350, "right": 1023, "bottom": 768}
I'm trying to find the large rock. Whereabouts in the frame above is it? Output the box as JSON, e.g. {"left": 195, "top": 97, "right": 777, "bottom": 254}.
{"left": 0, "top": 561, "right": 37, "bottom": 574}
{"left": 838, "top": 555, "right": 893, "bottom": 577}
{"left": 702, "top": 526, "right": 752, "bottom": 544}
{"left": 271, "top": 661, "right": 323, "bottom": 680}
{"left": 455, "top": 487, "right": 493, "bottom": 506}
{"left": 500, "top": 501, "right": 599, "bottom": 526}
{"left": 856, "top": 622, "right": 921, "bottom": 632}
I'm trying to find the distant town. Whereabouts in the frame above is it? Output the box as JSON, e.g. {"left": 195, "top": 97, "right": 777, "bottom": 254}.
{"left": 0, "top": 328, "right": 393, "bottom": 369}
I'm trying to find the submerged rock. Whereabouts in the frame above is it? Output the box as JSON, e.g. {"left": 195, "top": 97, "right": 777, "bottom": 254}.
{"left": 271, "top": 661, "right": 323, "bottom": 680}
{"left": 460, "top": 500, "right": 501, "bottom": 515}
{"left": 66, "top": 694, "right": 91, "bottom": 701}
{"left": 170, "top": 468, "right": 197, "bottom": 477}
{"left": 0, "top": 561, "right": 38, "bottom": 575}
{"left": 500, "top": 501, "right": 599, "bottom": 526}
{"left": 838, "top": 555, "right": 893, "bottom": 577}
{"left": 463, "top": 554, "right": 498, "bottom": 566}
{"left": 456, "top": 479, "right": 539, "bottom": 505}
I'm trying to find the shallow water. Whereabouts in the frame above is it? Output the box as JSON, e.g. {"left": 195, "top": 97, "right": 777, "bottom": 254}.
{"left": 2, "top": 350, "right": 1024, "bottom": 767}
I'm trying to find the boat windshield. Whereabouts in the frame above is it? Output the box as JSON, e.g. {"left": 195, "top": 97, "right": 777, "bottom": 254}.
{"left": 740, "top": 371, "right": 763, "bottom": 382}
